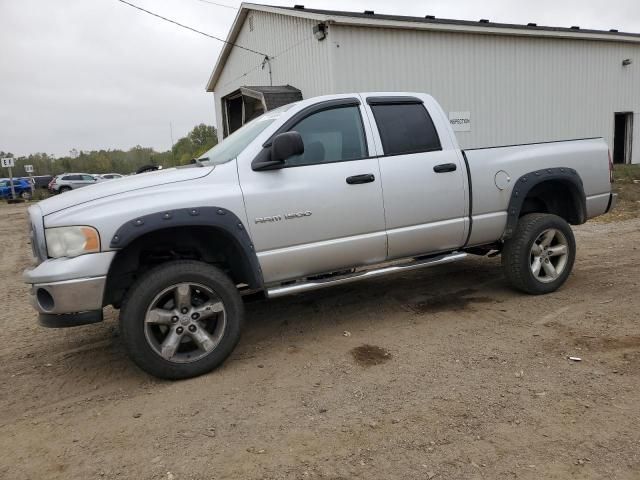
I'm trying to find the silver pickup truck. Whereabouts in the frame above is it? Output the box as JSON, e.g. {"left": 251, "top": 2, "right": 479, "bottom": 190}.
{"left": 24, "top": 92, "right": 616, "bottom": 379}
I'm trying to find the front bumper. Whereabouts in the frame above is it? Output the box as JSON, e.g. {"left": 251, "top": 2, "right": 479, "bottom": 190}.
{"left": 29, "top": 276, "right": 106, "bottom": 314}
{"left": 24, "top": 251, "right": 116, "bottom": 327}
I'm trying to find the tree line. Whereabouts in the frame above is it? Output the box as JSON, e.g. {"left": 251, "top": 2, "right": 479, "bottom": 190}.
{"left": 1, "top": 124, "right": 217, "bottom": 177}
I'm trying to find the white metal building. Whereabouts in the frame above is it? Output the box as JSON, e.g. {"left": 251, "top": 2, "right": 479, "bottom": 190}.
{"left": 207, "top": 3, "right": 640, "bottom": 164}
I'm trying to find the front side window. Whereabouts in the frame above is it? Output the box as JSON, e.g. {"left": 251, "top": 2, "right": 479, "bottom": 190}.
{"left": 82, "top": 175, "right": 95, "bottom": 181}
{"left": 371, "top": 103, "right": 441, "bottom": 156}
{"left": 286, "top": 106, "right": 368, "bottom": 167}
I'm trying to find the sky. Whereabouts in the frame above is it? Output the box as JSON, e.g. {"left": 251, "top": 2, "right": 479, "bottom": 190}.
{"left": 1, "top": 0, "right": 639, "bottom": 157}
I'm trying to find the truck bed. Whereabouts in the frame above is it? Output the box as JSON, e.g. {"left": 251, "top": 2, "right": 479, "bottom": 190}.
{"left": 462, "top": 137, "right": 612, "bottom": 247}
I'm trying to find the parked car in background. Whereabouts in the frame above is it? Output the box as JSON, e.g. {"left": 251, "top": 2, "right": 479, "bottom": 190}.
{"left": 136, "top": 164, "right": 162, "bottom": 174}
{"left": 48, "top": 173, "right": 98, "bottom": 193}
{"left": 0, "top": 178, "right": 32, "bottom": 200}
{"left": 96, "top": 173, "right": 125, "bottom": 181}
{"left": 33, "top": 175, "right": 54, "bottom": 189}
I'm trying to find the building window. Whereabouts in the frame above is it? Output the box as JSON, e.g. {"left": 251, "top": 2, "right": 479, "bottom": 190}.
{"left": 221, "top": 86, "right": 303, "bottom": 138}
{"left": 371, "top": 103, "right": 441, "bottom": 156}
{"left": 223, "top": 94, "right": 265, "bottom": 137}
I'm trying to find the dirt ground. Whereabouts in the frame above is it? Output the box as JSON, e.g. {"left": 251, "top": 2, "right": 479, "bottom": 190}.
{"left": 0, "top": 202, "right": 639, "bottom": 480}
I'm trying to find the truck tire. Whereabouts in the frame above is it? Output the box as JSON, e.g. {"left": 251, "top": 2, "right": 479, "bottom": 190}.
{"left": 119, "top": 260, "right": 244, "bottom": 379}
{"left": 501, "top": 213, "right": 576, "bottom": 295}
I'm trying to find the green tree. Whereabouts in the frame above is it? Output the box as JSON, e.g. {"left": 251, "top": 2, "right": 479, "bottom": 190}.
{"left": 1, "top": 123, "right": 219, "bottom": 176}
{"left": 189, "top": 124, "right": 218, "bottom": 157}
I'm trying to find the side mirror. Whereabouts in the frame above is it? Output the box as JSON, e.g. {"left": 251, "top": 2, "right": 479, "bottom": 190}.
{"left": 272, "top": 131, "right": 304, "bottom": 163}
{"left": 252, "top": 131, "right": 304, "bottom": 171}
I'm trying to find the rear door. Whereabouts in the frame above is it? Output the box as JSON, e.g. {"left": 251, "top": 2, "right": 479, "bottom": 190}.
{"left": 238, "top": 97, "right": 387, "bottom": 284}
{"left": 363, "top": 95, "right": 468, "bottom": 259}
{"left": 64, "top": 175, "right": 81, "bottom": 188}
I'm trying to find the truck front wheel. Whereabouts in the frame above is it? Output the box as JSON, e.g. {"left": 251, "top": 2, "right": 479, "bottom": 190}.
{"left": 120, "top": 260, "right": 244, "bottom": 379}
{"left": 502, "top": 213, "right": 576, "bottom": 295}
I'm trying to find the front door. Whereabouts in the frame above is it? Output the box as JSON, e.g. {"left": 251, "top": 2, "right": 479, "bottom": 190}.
{"left": 363, "top": 95, "right": 468, "bottom": 259}
{"left": 239, "top": 99, "right": 387, "bottom": 284}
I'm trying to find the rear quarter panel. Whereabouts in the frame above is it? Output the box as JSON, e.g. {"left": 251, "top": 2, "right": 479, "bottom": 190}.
{"left": 464, "top": 138, "right": 611, "bottom": 246}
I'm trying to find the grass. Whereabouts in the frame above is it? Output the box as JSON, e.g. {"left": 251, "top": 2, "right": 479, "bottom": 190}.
{"left": 597, "top": 164, "right": 640, "bottom": 222}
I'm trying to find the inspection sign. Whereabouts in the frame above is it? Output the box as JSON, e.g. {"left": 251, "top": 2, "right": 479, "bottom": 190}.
{"left": 449, "top": 112, "right": 471, "bottom": 132}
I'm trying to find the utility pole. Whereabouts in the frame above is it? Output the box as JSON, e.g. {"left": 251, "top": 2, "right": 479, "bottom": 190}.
{"left": 170, "top": 122, "right": 175, "bottom": 164}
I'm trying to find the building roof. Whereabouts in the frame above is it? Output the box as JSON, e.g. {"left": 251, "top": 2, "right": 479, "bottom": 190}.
{"left": 275, "top": 5, "right": 640, "bottom": 39}
{"left": 207, "top": 3, "right": 640, "bottom": 91}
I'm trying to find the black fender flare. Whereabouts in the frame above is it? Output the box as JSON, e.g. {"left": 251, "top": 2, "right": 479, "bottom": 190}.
{"left": 109, "top": 207, "right": 263, "bottom": 289}
{"left": 503, "top": 167, "right": 586, "bottom": 239}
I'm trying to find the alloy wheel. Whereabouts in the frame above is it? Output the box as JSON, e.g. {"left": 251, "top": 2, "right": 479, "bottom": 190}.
{"left": 529, "top": 228, "right": 569, "bottom": 283}
{"left": 144, "top": 282, "right": 226, "bottom": 363}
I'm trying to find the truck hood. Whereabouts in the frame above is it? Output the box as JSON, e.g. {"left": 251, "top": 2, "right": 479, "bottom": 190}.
{"left": 38, "top": 166, "right": 215, "bottom": 216}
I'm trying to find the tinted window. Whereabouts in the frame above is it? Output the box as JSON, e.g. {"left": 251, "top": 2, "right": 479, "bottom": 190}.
{"left": 82, "top": 175, "right": 95, "bottom": 181}
{"left": 62, "top": 175, "right": 75, "bottom": 181}
{"left": 371, "top": 103, "right": 441, "bottom": 156}
{"left": 286, "top": 106, "right": 368, "bottom": 166}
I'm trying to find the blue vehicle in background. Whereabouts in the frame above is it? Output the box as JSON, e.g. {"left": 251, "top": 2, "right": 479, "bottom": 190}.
{"left": 0, "top": 178, "right": 32, "bottom": 200}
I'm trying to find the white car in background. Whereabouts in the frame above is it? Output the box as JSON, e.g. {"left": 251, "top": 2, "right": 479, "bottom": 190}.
{"left": 96, "top": 173, "right": 125, "bottom": 181}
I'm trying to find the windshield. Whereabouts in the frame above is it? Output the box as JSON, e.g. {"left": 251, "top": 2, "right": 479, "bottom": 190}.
{"left": 200, "top": 103, "right": 296, "bottom": 165}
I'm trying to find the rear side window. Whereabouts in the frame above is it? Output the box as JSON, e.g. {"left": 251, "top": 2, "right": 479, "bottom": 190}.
{"left": 62, "top": 175, "right": 74, "bottom": 181}
{"left": 371, "top": 103, "right": 441, "bottom": 156}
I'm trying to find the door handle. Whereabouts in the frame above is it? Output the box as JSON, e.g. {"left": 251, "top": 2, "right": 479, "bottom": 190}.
{"left": 346, "top": 174, "right": 375, "bottom": 184}
{"left": 433, "top": 163, "right": 457, "bottom": 173}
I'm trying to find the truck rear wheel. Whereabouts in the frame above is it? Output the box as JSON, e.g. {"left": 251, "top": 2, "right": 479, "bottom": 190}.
{"left": 502, "top": 213, "right": 576, "bottom": 295}
{"left": 120, "top": 260, "right": 244, "bottom": 379}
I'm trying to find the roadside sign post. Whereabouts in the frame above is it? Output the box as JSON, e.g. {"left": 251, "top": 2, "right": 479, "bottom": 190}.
{"left": 1, "top": 157, "right": 16, "bottom": 200}
{"left": 25, "top": 164, "right": 35, "bottom": 196}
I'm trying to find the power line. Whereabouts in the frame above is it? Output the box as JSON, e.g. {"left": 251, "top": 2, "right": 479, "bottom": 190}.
{"left": 220, "top": 35, "right": 314, "bottom": 88}
{"left": 116, "top": 0, "right": 267, "bottom": 57}
{"left": 193, "top": 0, "right": 237, "bottom": 10}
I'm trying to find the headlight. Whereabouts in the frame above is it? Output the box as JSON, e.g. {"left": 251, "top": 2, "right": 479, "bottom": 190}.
{"left": 45, "top": 226, "right": 100, "bottom": 258}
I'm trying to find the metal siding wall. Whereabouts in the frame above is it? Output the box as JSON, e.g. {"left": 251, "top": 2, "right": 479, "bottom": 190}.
{"left": 330, "top": 26, "right": 640, "bottom": 163}
{"left": 213, "top": 11, "right": 332, "bottom": 139}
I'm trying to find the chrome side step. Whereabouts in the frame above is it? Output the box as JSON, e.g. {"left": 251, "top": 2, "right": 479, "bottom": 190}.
{"left": 266, "top": 252, "right": 467, "bottom": 299}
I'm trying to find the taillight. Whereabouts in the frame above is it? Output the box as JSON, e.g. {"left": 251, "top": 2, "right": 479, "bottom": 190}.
{"left": 608, "top": 150, "right": 614, "bottom": 183}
